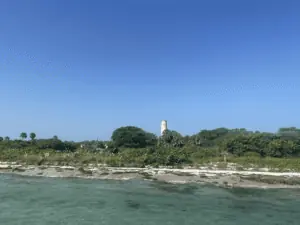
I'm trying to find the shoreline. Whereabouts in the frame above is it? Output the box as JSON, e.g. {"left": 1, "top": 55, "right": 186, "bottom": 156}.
{"left": 1, "top": 163, "right": 300, "bottom": 189}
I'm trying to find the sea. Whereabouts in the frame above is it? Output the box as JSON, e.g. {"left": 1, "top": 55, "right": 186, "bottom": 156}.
{"left": 0, "top": 174, "right": 300, "bottom": 225}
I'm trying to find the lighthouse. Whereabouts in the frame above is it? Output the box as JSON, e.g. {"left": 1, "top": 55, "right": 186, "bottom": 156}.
{"left": 160, "top": 120, "right": 167, "bottom": 136}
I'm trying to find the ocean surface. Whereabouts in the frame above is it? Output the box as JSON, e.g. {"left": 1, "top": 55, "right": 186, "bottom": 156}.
{"left": 1, "top": 174, "right": 300, "bottom": 225}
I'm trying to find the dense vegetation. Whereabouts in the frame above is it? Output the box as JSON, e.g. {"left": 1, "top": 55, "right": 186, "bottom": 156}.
{"left": 1, "top": 127, "right": 300, "bottom": 170}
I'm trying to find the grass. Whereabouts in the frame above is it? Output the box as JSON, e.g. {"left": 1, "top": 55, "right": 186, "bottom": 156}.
{"left": 229, "top": 156, "right": 300, "bottom": 172}
{"left": 1, "top": 149, "right": 300, "bottom": 172}
{"left": 192, "top": 156, "right": 300, "bottom": 172}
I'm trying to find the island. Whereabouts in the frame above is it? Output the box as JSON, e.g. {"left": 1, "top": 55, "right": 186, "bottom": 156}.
{"left": 1, "top": 125, "right": 300, "bottom": 189}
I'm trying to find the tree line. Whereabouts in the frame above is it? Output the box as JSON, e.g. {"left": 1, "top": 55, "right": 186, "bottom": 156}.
{"left": 1, "top": 127, "right": 300, "bottom": 159}
{"left": 1, "top": 126, "right": 300, "bottom": 167}
{"left": 0, "top": 132, "right": 77, "bottom": 152}
{"left": 109, "top": 126, "right": 300, "bottom": 158}
{"left": 0, "top": 126, "right": 300, "bottom": 157}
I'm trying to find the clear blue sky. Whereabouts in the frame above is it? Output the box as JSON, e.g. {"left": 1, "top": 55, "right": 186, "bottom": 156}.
{"left": 1, "top": 0, "right": 300, "bottom": 141}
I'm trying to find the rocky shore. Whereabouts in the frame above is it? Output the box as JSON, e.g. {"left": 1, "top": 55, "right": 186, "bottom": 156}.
{"left": 1, "top": 162, "right": 300, "bottom": 188}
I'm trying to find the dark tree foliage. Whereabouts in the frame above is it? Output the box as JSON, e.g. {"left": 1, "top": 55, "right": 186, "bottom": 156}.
{"left": 20, "top": 132, "right": 27, "bottom": 140}
{"left": 30, "top": 132, "right": 36, "bottom": 141}
{"left": 36, "top": 138, "right": 76, "bottom": 152}
{"left": 111, "top": 126, "right": 157, "bottom": 148}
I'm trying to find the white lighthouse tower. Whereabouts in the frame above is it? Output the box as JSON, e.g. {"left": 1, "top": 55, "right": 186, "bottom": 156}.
{"left": 160, "top": 120, "right": 167, "bottom": 136}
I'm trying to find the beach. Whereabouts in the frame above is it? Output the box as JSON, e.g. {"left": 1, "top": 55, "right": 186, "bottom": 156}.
{"left": 1, "top": 162, "right": 300, "bottom": 189}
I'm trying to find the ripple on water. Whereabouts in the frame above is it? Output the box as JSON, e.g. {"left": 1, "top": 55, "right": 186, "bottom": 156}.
{"left": 1, "top": 174, "right": 300, "bottom": 225}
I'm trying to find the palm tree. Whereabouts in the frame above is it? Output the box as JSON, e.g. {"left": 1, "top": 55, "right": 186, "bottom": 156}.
{"left": 30, "top": 132, "right": 36, "bottom": 141}
{"left": 20, "top": 132, "right": 27, "bottom": 140}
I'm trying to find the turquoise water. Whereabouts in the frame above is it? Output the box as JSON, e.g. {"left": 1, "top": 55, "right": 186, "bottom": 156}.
{"left": 1, "top": 174, "right": 300, "bottom": 225}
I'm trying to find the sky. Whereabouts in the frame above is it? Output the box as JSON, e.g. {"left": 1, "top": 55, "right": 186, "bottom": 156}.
{"left": 0, "top": 0, "right": 300, "bottom": 141}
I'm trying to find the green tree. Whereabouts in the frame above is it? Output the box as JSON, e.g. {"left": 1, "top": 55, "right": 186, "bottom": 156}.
{"left": 188, "top": 128, "right": 230, "bottom": 147}
{"left": 36, "top": 137, "right": 76, "bottom": 152}
{"left": 111, "top": 126, "right": 157, "bottom": 148}
{"left": 265, "top": 138, "right": 299, "bottom": 157}
{"left": 20, "top": 132, "right": 27, "bottom": 140}
{"left": 30, "top": 132, "right": 36, "bottom": 141}
{"left": 159, "top": 130, "right": 184, "bottom": 148}
{"left": 4, "top": 136, "right": 10, "bottom": 141}
{"left": 0, "top": 137, "right": 3, "bottom": 142}
{"left": 220, "top": 133, "right": 275, "bottom": 157}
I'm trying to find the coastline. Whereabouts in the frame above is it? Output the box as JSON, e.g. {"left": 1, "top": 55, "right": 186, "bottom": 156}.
{"left": 1, "top": 162, "right": 300, "bottom": 189}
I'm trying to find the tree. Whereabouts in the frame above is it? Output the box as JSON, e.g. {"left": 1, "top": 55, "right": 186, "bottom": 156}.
{"left": 4, "top": 136, "right": 10, "bottom": 141}
{"left": 277, "top": 127, "right": 300, "bottom": 141}
{"left": 188, "top": 128, "right": 230, "bottom": 147}
{"left": 0, "top": 137, "right": 3, "bottom": 142}
{"left": 220, "top": 132, "right": 278, "bottom": 157}
{"left": 111, "top": 126, "right": 157, "bottom": 148}
{"left": 36, "top": 137, "right": 76, "bottom": 152}
{"left": 30, "top": 132, "right": 36, "bottom": 141}
{"left": 265, "top": 138, "right": 299, "bottom": 157}
{"left": 20, "top": 132, "right": 27, "bottom": 140}
{"left": 159, "top": 130, "right": 184, "bottom": 148}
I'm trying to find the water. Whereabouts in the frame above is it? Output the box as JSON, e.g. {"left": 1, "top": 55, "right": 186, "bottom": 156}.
{"left": 1, "top": 174, "right": 300, "bottom": 225}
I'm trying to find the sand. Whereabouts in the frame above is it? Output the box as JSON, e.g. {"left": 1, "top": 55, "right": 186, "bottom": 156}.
{"left": 1, "top": 162, "right": 300, "bottom": 189}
